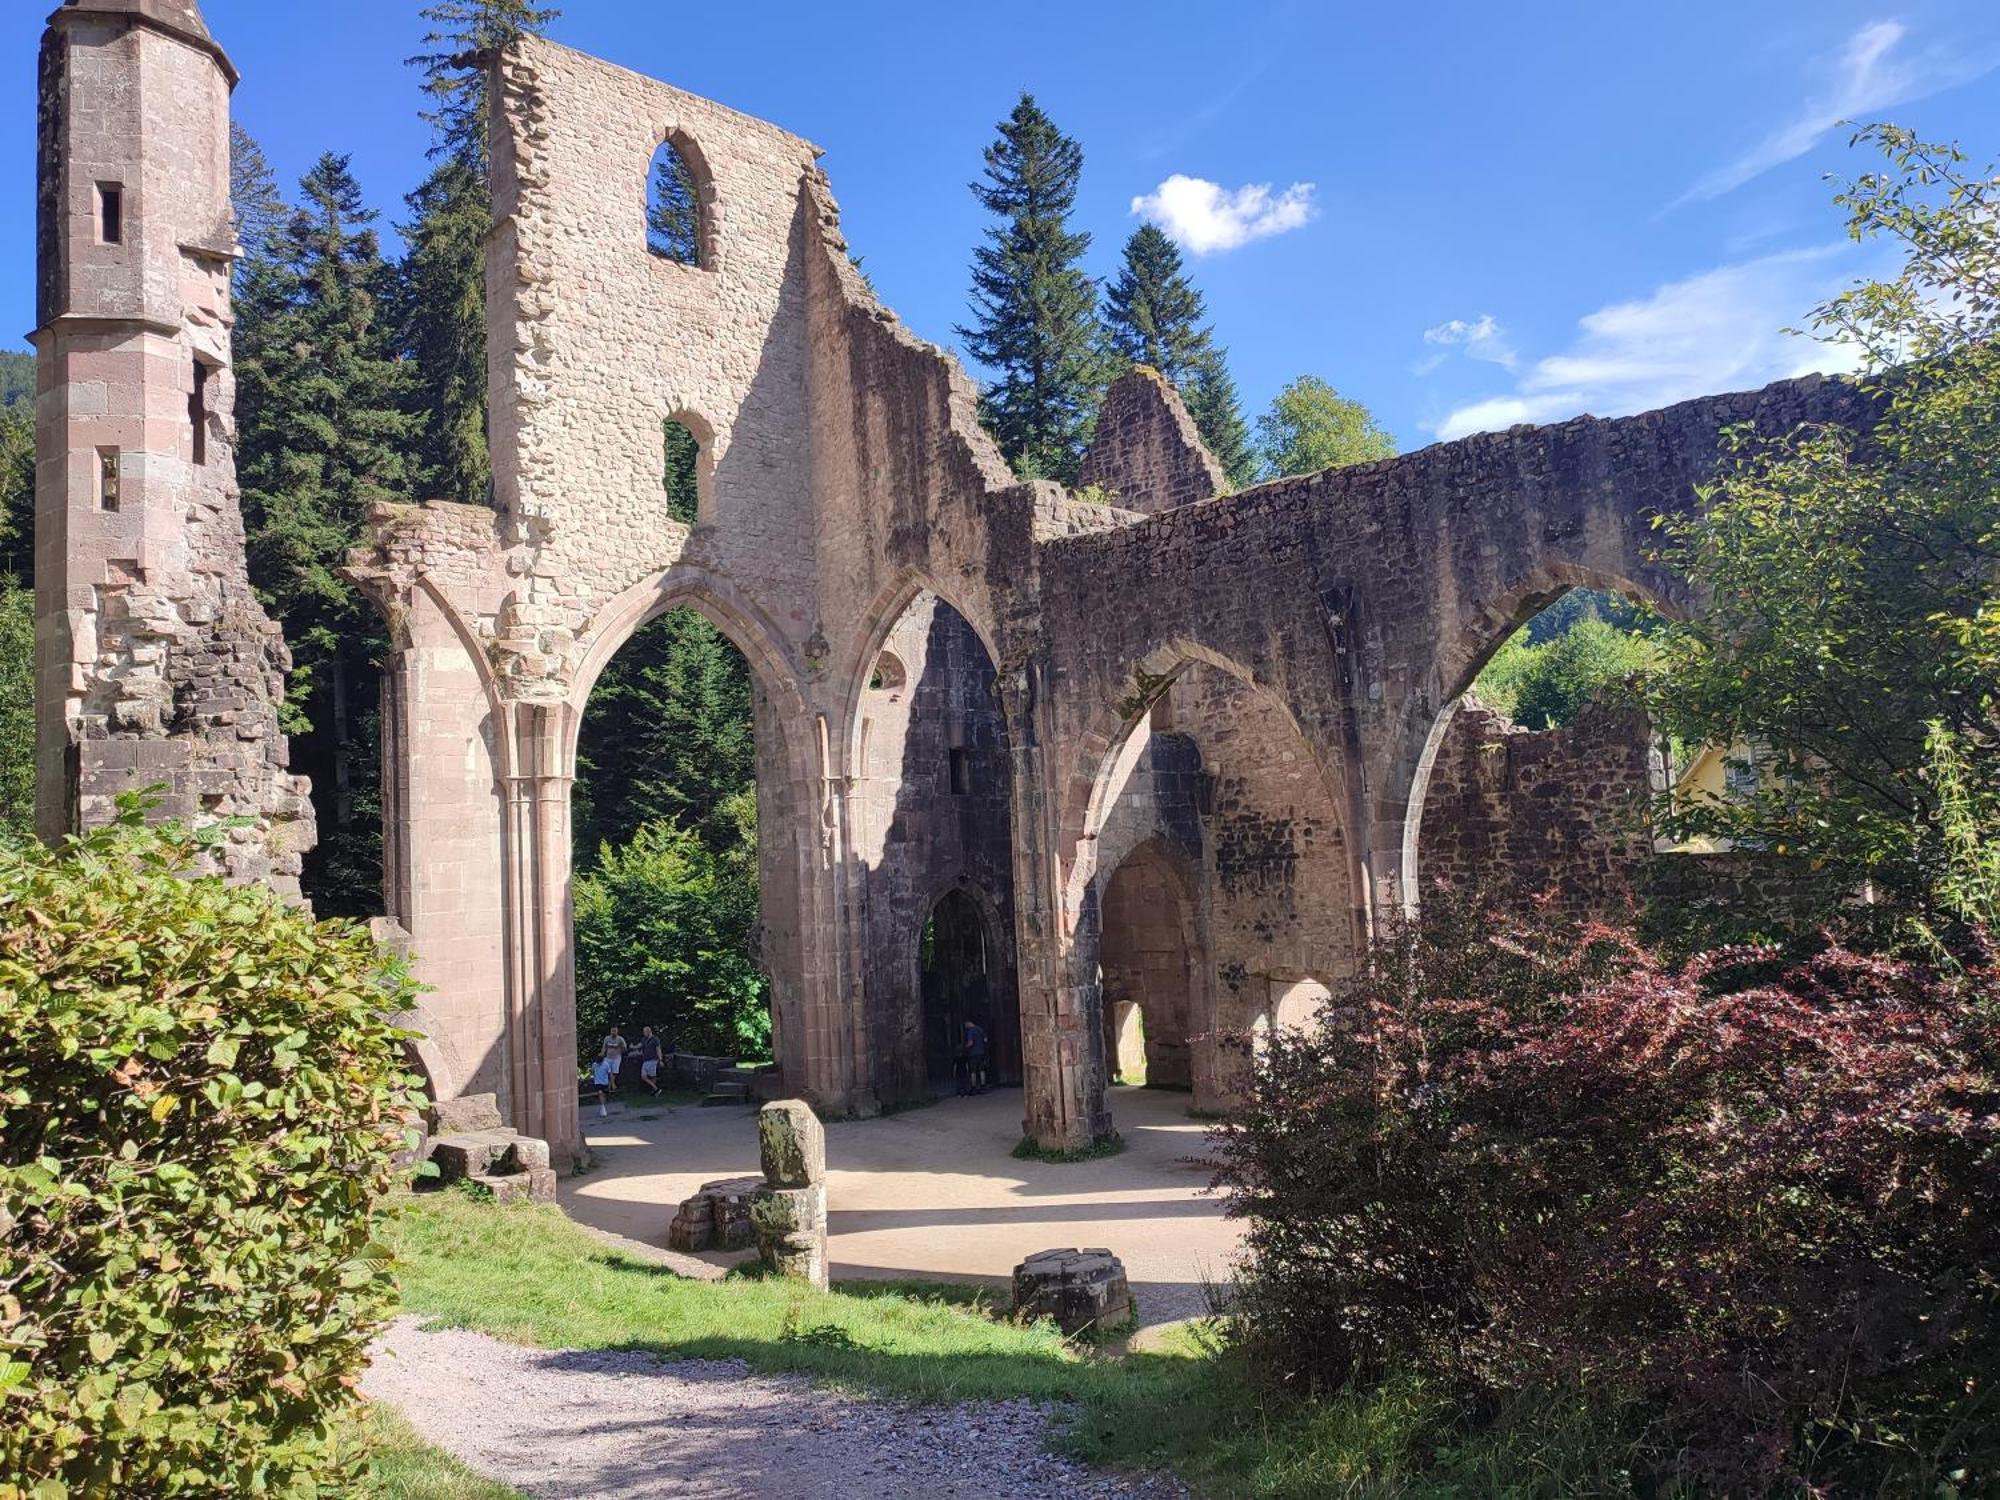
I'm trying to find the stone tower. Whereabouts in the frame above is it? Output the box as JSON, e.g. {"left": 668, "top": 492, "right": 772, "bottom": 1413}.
{"left": 33, "top": 0, "right": 313, "bottom": 892}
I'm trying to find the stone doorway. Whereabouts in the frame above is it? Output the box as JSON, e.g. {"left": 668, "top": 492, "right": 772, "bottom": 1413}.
{"left": 920, "top": 888, "right": 1016, "bottom": 1093}
{"left": 1098, "top": 844, "right": 1196, "bottom": 1092}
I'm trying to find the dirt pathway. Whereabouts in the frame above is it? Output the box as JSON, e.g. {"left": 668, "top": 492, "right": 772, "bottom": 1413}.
{"left": 366, "top": 1319, "right": 1188, "bottom": 1499}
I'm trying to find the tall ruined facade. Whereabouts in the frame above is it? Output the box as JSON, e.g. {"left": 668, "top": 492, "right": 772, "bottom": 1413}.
{"left": 35, "top": 13, "right": 1861, "bottom": 1168}
{"left": 33, "top": 0, "right": 313, "bottom": 891}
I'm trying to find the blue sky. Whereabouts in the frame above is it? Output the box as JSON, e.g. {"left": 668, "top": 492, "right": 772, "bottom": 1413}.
{"left": 5, "top": 0, "right": 1997, "bottom": 449}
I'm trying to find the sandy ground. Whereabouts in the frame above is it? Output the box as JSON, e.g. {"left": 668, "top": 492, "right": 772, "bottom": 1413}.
{"left": 563, "top": 1084, "right": 1244, "bottom": 1331}
{"left": 366, "top": 1319, "right": 1188, "bottom": 1499}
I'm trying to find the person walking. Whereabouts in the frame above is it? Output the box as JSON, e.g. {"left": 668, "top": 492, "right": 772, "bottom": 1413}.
{"left": 637, "top": 1026, "right": 664, "bottom": 1096}
{"left": 593, "top": 1026, "right": 627, "bottom": 1118}
{"left": 962, "top": 1017, "right": 989, "bottom": 1097}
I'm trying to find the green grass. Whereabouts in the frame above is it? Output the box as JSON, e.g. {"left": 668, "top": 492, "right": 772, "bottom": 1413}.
{"left": 1010, "top": 1131, "right": 1127, "bottom": 1164}
{"left": 383, "top": 1190, "right": 1650, "bottom": 1498}
{"left": 350, "top": 1402, "right": 526, "bottom": 1499}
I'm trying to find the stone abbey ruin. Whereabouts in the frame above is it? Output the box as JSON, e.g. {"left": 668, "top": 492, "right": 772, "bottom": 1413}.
{"left": 33, "top": 0, "right": 1867, "bottom": 1166}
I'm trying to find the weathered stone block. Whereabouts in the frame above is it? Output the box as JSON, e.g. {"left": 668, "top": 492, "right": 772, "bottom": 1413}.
{"left": 430, "top": 1093, "right": 505, "bottom": 1136}
{"left": 756, "top": 1099, "right": 825, "bottom": 1188}
{"left": 428, "top": 1130, "right": 512, "bottom": 1183}
{"left": 1012, "top": 1247, "right": 1133, "bottom": 1336}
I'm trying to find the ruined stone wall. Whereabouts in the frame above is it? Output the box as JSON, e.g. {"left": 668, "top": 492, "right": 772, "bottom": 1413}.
{"left": 34, "top": 4, "right": 312, "bottom": 892}
{"left": 850, "top": 595, "right": 1019, "bottom": 1103}
{"left": 1415, "top": 698, "right": 1656, "bottom": 914}
{"left": 1073, "top": 366, "right": 1226, "bottom": 515}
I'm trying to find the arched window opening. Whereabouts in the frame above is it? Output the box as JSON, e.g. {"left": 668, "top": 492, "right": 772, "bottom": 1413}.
{"left": 869, "top": 651, "right": 907, "bottom": 694}
{"left": 572, "top": 605, "right": 771, "bottom": 1091}
{"left": 662, "top": 416, "right": 706, "bottom": 524}
{"left": 646, "top": 135, "right": 706, "bottom": 268}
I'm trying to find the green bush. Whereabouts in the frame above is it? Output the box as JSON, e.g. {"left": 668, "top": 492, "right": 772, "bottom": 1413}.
{"left": 0, "top": 807, "right": 425, "bottom": 1497}
{"left": 574, "top": 816, "right": 769, "bottom": 1061}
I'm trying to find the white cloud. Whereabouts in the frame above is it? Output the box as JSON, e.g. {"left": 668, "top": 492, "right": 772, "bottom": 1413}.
{"left": 1421, "top": 314, "right": 1518, "bottom": 371}
{"left": 1431, "top": 246, "right": 1870, "bottom": 442}
{"left": 1131, "top": 175, "right": 1316, "bottom": 255}
{"left": 1672, "top": 20, "right": 1995, "bottom": 207}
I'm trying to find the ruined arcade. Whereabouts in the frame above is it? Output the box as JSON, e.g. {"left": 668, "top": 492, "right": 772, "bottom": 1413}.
{"left": 32, "top": 2, "right": 1873, "bottom": 1167}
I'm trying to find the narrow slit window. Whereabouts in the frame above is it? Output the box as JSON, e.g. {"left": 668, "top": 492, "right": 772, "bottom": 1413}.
{"left": 190, "top": 359, "right": 210, "bottom": 466}
{"left": 949, "top": 747, "right": 972, "bottom": 796}
{"left": 98, "top": 449, "right": 121, "bottom": 512}
{"left": 98, "top": 184, "right": 123, "bottom": 245}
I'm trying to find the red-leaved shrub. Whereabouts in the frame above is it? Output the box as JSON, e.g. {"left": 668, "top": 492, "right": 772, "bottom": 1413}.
{"left": 1213, "top": 892, "right": 2000, "bottom": 1495}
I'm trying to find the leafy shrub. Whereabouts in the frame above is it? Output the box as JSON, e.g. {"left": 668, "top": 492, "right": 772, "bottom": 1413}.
{"left": 0, "top": 808, "right": 425, "bottom": 1496}
{"left": 574, "top": 816, "right": 769, "bottom": 1061}
{"left": 1214, "top": 891, "right": 2000, "bottom": 1496}
{"left": 1474, "top": 612, "right": 1655, "bottom": 729}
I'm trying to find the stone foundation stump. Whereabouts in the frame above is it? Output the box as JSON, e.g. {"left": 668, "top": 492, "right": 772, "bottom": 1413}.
{"left": 424, "top": 1093, "right": 557, "bottom": 1205}
{"left": 754, "top": 1100, "right": 829, "bottom": 1288}
{"left": 1012, "top": 1247, "right": 1133, "bottom": 1336}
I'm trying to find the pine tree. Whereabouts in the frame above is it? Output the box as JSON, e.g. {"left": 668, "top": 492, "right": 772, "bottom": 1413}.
{"left": 648, "top": 145, "right": 700, "bottom": 265}
{"left": 1186, "top": 354, "right": 1257, "bottom": 489}
{"left": 236, "top": 153, "right": 422, "bottom": 914}
{"left": 957, "top": 94, "right": 1103, "bottom": 482}
{"left": 399, "top": 1, "right": 560, "bottom": 506}
{"left": 409, "top": 0, "right": 562, "bottom": 172}
{"left": 575, "top": 609, "right": 756, "bottom": 865}
{"left": 1103, "top": 224, "right": 1256, "bottom": 488}
{"left": 229, "top": 124, "right": 287, "bottom": 271}
{"left": 1104, "top": 224, "right": 1207, "bottom": 379}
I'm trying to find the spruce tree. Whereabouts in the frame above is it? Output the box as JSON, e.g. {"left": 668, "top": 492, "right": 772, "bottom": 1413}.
{"left": 957, "top": 94, "right": 1102, "bottom": 482}
{"left": 229, "top": 125, "right": 287, "bottom": 271}
{"left": 1187, "top": 354, "right": 1257, "bottom": 490}
{"left": 236, "top": 153, "right": 422, "bottom": 914}
{"left": 400, "top": 1, "right": 561, "bottom": 506}
{"left": 1103, "top": 224, "right": 1256, "bottom": 487}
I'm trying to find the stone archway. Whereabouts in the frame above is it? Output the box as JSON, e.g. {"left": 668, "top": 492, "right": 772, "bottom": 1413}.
{"left": 1097, "top": 842, "right": 1198, "bottom": 1091}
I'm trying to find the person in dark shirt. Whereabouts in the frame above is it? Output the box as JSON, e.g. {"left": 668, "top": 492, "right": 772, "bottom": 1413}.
{"left": 962, "top": 1018, "right": 989, "bottom": 1096}
{"left": 638, "top": 1026, "right": 664, "bottom": 1096}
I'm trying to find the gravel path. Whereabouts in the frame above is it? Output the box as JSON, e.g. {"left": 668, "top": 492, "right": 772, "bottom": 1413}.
{"left": 365, "top": 1319, "right": 1190, "bottom": 1499}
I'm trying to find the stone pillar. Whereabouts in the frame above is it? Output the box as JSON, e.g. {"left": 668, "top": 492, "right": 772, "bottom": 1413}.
{"left": 1005, "top": 662, "right": 1109, "bottom": 1152}
{"left": 752, "top": 1099, "right": 828, "bottom": 1289}
{"left": 32, "top": 0, "right": 313, "bottom": 892}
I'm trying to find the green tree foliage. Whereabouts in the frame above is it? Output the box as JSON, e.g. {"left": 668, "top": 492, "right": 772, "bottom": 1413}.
{"left": 0, "top": 804, "right": 424, "bottom": 1496}
{"left": 228, "top": 124, "right": 287, "bottom": 272}
{"left": 409, "top": 0, "right": 562, "bottom": 172}
{"left": 575, "top": 607, "right": 755, "bottom": 861}
{"left": 0, "top": 581, "right": 32, "bottom": 838}
{"left": 1256, "top": 374, "right": 1397, "bottom": 477}
{"left": 1475, "top": 607, "right": 1657, "bottom": 729}
{"left": 236, "top": 153, "right": 420, "bottom": 914}
{"left": 662, "top": 416, "right": 701, "bottom": 524}
{"left": 1102, "top": 225, "right": 1256, "bottom": 487}
{"left": 958, "top": 94, "right": 1103, "bottom": 482}
{"left": 1641, "top": 126, "right": 2000, "bottom": 917}
{"left": 0, "top": 396, "right": 31, "bottom": 580}
{"left": 396, "top": 157, "right": 493, "bottom": 505}
{"left": 647, "top": 141, "right": 701, "bottom": 265}
{"left": 0, "top": 351, "right": 31, "bottom": 409}
{"left": 400, "top": 1, "right": 560, "bottom": 508}
{"left": 574, "top": 813, "right": 770, "bottom": 1060}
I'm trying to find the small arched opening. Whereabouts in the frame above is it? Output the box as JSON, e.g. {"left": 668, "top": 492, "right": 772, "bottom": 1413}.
{"left": 645, "top": 132, "right": 711, "bottom": 268}
{"left": 661, "top": 411, "right": 715, "bottom": 526}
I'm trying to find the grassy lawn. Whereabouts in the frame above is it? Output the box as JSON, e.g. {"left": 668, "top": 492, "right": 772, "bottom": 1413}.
{"left": 380, "top": 1189, "right": 1633, "bottom": 1499}
{"left": 350, "top": 1402, "right": 526, "bottom": 1499}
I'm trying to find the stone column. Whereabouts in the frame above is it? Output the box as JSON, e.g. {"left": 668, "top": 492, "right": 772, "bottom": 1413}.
{"left": 1004, "top": 661, "right": 1109, "bottom": 1153}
